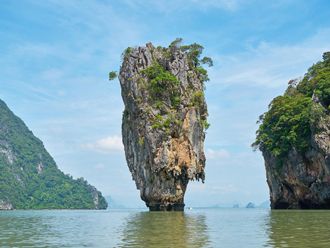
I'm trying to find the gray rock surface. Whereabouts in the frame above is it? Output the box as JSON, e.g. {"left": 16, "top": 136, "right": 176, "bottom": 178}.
{"left": 263, "top": 113, "right": 330, "bottom": 209}
{"left": 119, "top": 42, "right": 208, "bottom": 211}
{"left": 0, "top": 200, "right": 13, "bottom": 210}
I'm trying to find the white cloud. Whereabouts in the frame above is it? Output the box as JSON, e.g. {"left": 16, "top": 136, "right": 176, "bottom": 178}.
{"left": 210, "top": 28, "right": 330, "bottom": 88}
{"left": 206, "top": 148, "right": 230, "bottom": 159}
{"left": 83, "top": 135, "right": 124, "bottom": 153}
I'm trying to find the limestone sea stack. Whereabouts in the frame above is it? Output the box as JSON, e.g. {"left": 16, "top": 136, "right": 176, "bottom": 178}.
{"left": 118, "top": 40, "right": 211, "bottom": 210}
{"left": 254, "top": 52, "right": 330, "bottom": 209}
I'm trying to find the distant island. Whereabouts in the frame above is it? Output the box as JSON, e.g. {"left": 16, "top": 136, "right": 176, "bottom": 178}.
{"left": 254, "top": 52, "right": 330, "bottom": 209}
{"left": 0, "top": 99, "right": 107, "bottom": 210}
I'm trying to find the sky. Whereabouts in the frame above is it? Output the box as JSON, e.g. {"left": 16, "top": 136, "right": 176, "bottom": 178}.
{"left": 1, "top": 0, "right": 330, "bottom": 208}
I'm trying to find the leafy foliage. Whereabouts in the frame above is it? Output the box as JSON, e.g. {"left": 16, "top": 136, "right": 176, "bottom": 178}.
{"left": 296, "top": 53, "right": 330, "bottom": 108}
{"left": 168, "top": 38, "right": 213, "bottom": 82}
{"left": 141, "top": 62, "right": 180, "bottom": 108}
{"left": 195, "top": 66, "right": 209, "bottom": 82}
{"left": 151, "top": 112, "right": 182, "bottom": 134}
{"left": 201, "top": 119, "right": 211, "bottom": 130}
{"left": 253, "top": 94, "right": 313, "bottom": 157}
{"left": 253, "top": 52, "right": 330, "bottom": 159}
{"left": 109, "top": 71, "right": 117, "bottom": 81}
{"left": 120, "top": 47, "right": 133, "bottom": 62}
{"left": 0, "top": 100, "right": 107, "bottom": 209}
{"left": 191, "top": 91, "right": 205, "bottom": 107}
{"left": 200, "top": 57, "right": 213, "bottom": 67}
{"left": 180, "top": 43, "right": 204, "bottom": 67}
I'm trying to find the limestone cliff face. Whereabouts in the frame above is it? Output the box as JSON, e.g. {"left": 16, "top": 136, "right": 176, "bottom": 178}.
{"left": 0, "top": 200, "right": 13, "bottom": 210}
{"left": 119, "top": 42, "right": 209, "bottom": 210}
{"left": 255, "top": 52, "right": 330, "bottom": 209}
{"left": 263, "top": 114, "right": 330, "bottom": 209}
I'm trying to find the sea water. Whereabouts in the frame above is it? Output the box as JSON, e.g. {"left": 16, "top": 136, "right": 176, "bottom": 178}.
{"left": 1, "top": 208, "right": 330, "bottom": 247}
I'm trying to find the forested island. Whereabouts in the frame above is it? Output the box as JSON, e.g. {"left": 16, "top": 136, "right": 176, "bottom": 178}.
{"left": 0, "top": 99, "right": 107, "bottom": 210}
{"left": 254, "top": 52, "right": 330, "bottom": 209}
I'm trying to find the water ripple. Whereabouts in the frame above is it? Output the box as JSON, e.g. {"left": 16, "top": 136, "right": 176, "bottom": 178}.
{"left": 1, "top": 209, "right": 330, "bottom": 247}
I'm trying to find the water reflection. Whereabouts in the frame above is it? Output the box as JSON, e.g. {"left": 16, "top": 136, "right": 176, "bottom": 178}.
{"left": 117, "top": 212, "right": 211, "bottom": 248}
{"left": 3, "top": 209, "right": 330, "bottom": 247}
{"left": 266, "top": 210, "right": 330, "bottom": 248}
{"left": 0, "top": 211, "right": 56, "bottom": 247}
{"left": 0, "top": 210, "right": 117, "bottom": 247}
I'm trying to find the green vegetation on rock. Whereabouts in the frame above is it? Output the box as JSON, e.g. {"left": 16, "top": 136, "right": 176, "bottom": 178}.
{"left": 122, "top": 47, "right": 133, "bottom": 61}
{"left": 0, "top": 99, "right": 108, "bottom": 209}
{"left": 191, "top": 91, "right": 205, "bottom": 108}
{"left": 141, "top": 62, "right": 180, "bottom": 105}
{"left": 109, "top": 71, "right": 117, "bottom": 81}
{"left": 170, "top": 39, "right": 213, "bottom": 82}
{"left": 253, "top": 52, "right": 330, "bottom": 160}
{"left": 297, "top": 52, "right": 330, "bottom": 108}
{"left": 141, "top": 39, "right": 211, "bottom": 133}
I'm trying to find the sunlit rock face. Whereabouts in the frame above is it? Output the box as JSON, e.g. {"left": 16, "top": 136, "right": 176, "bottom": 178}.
{"left": 119, "top": 42, "right": 208, "bottom": 211}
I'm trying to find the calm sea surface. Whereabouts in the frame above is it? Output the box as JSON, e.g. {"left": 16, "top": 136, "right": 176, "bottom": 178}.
{"left": 0, "top": 208, "right": 330, "bottom": 247}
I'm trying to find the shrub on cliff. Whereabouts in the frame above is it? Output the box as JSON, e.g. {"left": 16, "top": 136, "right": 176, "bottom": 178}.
{"left": 141, "top": 62, "right": 180, "bottom": 107}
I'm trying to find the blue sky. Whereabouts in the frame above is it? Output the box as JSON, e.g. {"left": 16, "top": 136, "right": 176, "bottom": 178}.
{"left": 1, "top": 0, "right": 330, "bottom": 208}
